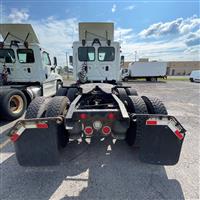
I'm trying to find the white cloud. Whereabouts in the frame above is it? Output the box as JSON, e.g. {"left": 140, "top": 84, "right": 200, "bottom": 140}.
{"left": 122, "top": 45, "right": 183, "bottom": 61}
{"left": 31, "top": 17, "right": 78, "bottom": 65}
{"left": 115, "top": 27, "right": 134, "bottom": 44}
{"left": 3, "top": 8, "right": 199, "bottom": 63}
{"left": 125, "top": 5, "right": 135, "bottom": 10}
{"left": 179, "top": 15, "right": 200, "bottom": 34}
{"left": 111, "top": 4, "right": 116, "bottom": 13}
{"left": 139, "top": 16, "right": 200, "bottom": 38}
{"left": 185, "top": 31, "right": 200, "bottom": 47}
{"left": 8, "top": 8, "right": 29, "bottom": 23}
{"left": 120, "top": 33, "right": 200, "bottom": 61}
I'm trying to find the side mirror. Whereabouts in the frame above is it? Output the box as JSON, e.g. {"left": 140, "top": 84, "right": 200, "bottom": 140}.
{"left": 53, "top": 57, "right": 57, "bottom": 66}
{"left": 69, "top": 56, "right": 73, "bottom": 65}
{"left": 120, "top": 55, "right": 124, "bottom": 65}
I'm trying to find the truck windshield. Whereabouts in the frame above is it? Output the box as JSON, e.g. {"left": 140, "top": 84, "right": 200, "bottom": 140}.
{"left": 98, "top": 47, "right": 115, "bottom": 61}
{"left": 17, "top": 49, "right": 35, "bottom": 63}
{"left": 122, "top": 69, "right": 128, "bottom": 73}
{"left": 0, "top": 49, "right": 15, "bottom": 63}
{"left": 78, "top": 47, "right": 95, "bottom": 61}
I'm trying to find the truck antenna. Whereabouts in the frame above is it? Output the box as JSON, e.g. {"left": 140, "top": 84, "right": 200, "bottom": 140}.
{"left": 24, "top": 32, "right": 30, "bottom": 42}
{"left": 3, "top": 32, "right": 10, "bottom": 42}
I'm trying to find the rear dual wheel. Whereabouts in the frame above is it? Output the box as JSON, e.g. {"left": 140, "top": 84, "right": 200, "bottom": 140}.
{"left": 125, "top": 96, "right": 168, "bottom": 146}
{"left": 46, "top": 96, "right": 70, "bottom": 148}
{"left": 56, "top": 87, "right": 79, "bottom": 102}
{"left": 25, "top": 97, "right": 50, "bottom": 119}
{"left": 125, "top": 96, "right": 148, "bottom": 146}
{"left": 141, "top": 96, "right": 168, "bottom": 115}
{"left": 25, "top": 96, "right": 70, "bottom": 148}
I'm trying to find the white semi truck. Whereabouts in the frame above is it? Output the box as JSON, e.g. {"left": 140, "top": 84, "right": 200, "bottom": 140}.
{"left": 8, "top": 22, "right": 186, "bottom": 166}
{"left": 0, "top": 24, "right": 63, "bottom": 120}
{"left": 121, "top": 61, "right": 167, "bottom": 82}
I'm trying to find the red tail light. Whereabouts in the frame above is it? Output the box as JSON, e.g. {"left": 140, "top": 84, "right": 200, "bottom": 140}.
{"left": 80, "top": 113, "right": 87, "bottom": 120}
{"left": 36, "top": 123, "right": 48, "bottom": 128}
{"left": 10, "top": 133, "right": 19, "bottom": 142}
{"left": 102, "top": 126, "right": 111, "bottom": 135}
{"left": 107, "top": 113, "right": 115, "bottom": 120}
{"left": 84, "top": 126, "right": 93, "bottom": 136}
{"left": 146, "top": 120, "right": 157, "bottom": 125}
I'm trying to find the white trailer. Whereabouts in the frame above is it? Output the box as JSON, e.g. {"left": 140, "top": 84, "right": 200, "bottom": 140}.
{"left": 121, "top": 61, "right": 167, "bottom": 82}
{"left": 0, "top": 24, "right": 63, "bottom": 120}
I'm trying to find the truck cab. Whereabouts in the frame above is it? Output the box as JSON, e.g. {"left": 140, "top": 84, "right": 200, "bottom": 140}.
{"left": 71, "top": 23, "right": 122, "bottom": 83}
{"left": 0, "top": 24, "right": 63, "bottom": 120}
{"left": 0, "top": 24, "right": 63, "bottom": 86}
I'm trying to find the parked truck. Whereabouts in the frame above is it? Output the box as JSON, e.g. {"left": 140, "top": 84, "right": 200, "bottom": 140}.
{"left": 0, "top": 24, "right": 63, "bottom": 120}
{"left": 8, "top": 22, "right": 186, "bottom": 166}
{"left": 121, "top": 61, "right": 167, "bottom": 82}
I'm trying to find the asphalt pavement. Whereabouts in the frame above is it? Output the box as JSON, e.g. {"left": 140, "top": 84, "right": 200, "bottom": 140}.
{"left": 0, "top": 80, "right": 199, "bottom": 200}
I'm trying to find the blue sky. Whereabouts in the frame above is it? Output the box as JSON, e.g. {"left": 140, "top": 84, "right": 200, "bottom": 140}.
{"left": 1, "top": 0, "right": 200, "bottom": 64}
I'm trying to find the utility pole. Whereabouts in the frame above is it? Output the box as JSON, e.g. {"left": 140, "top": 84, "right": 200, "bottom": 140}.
{"left": 66, "top": 52, "right": 69, "bottom": 79}
{"left": 135, "top": 51, "right": 137, "bottom": 62}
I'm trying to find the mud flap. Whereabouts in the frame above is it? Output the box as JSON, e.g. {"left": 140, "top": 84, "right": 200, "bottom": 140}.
{"left": 9, "top": 117, "right": 63, "bottom": 166}
{"left": 138, "top": 115, "right": 186, "bottom": 165}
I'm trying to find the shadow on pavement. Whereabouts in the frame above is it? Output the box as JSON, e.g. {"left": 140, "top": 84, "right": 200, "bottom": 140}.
{"left": 0, "top": 120, "right": 13, "bottom": 128}
{"left": 1, "top": 137, "right": 184, "bottom": 200}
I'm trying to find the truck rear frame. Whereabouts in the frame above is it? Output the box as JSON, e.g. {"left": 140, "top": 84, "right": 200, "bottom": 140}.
{"left": 8, "top": 83, "right": 186, "bottom": 166}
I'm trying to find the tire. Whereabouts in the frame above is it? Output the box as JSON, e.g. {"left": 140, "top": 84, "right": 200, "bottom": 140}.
{"left": 126, "top": 96, "right": 148, "bottom": 146}
{"left": 115, "top": 87, "right": 132, "bottom": 110}
{"left": 123, "top": 77, "right": 128, "bottom": 82}
{"left": 146, "top": 77, "right": 157, "bottom": 82}
{"left": 125, "top": 88, "right": 138, "bottom": 96}
{"left": 67, "top": 88, "right": 79, "bottom": 102}
{"left": 146, "top": 77, "right": 151, "bottom": 82}
{"left": 56, "top": 87, "right": 68, "bottom": 96}
{"left": 150, "top": 77, "right": 157, "bottom": 82}
{"left": 45, "top": 96, "right": 70, "bottom": 148}
{"left": 25, "top": 97, "right": 50, "bottom": 119}
{"left": 0, "top": 89, "right": 27, "bottom": 120}
{"left": 116, "top": 88, "right": 127, "bottom": 99}
{"left": 141, "top": 96, "right": 168, "bottom": 114}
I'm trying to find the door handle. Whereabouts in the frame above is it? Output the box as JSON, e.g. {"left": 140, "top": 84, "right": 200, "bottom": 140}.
{"left": 27, "top": 68, "right": 31, "bottom": 73}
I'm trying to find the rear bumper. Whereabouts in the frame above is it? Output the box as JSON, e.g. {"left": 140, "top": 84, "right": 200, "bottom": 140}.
{"left": 66, "top": 109, "right": 130, "bottom": 139}
{"left": 8, "top": 114, "right": 186, "bottom": 166}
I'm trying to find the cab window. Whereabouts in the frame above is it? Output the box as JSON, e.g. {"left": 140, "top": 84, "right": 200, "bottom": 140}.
{"left": 0, "top": 49, "right": 15, "bottom": 63}
{"left": 17, "top": 49, "right": 35, "bottom": 63}
{"left": 98, "top": 47, "right": 115, "bottom": 61}
{"left": 122, "top": 69, "right": 128, "bottom": 73}
{"left": 42, "top": 52, "right": 51, "bottom": 65}
{"left": 78, "top": 47, "right": 95, "bottom": 61}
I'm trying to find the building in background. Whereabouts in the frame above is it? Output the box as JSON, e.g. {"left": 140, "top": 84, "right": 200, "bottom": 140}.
{"left": 167, "top": 61, "right": 200, "bottom": 75}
